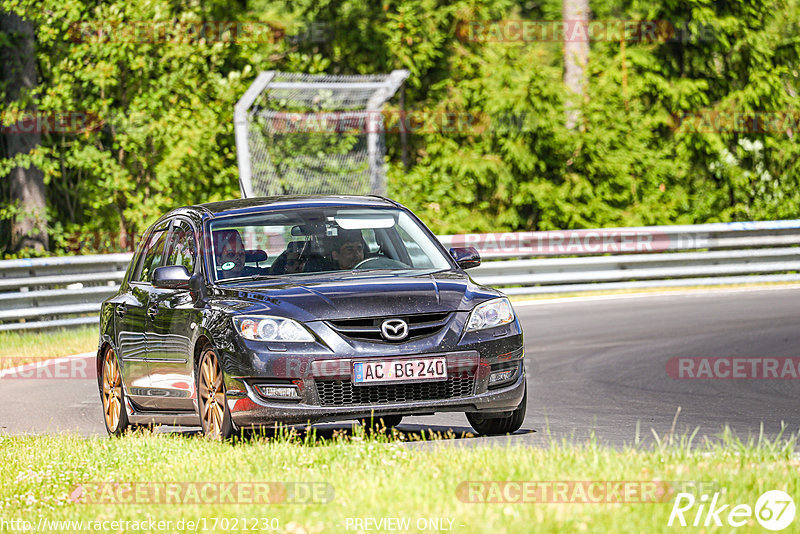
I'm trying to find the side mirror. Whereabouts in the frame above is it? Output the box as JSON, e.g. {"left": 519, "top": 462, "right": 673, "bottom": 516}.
{"left": 449, "top": 247, "right": 481, "bottom": 270}
{"left": 152, "top": 265, "right": 192, "bottom": 289}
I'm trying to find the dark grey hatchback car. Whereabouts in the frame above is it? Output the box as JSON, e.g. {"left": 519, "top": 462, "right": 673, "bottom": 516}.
{"left": 97, "top": 196, "right": 526, "bottom": 438}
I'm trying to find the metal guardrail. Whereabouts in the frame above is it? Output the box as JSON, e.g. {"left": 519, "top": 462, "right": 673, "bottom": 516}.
{"left": 1, "top": 221, "right": 799, "bottom": 331}
{"left": 0, "top": 254, "right": 131, "bottom": 332}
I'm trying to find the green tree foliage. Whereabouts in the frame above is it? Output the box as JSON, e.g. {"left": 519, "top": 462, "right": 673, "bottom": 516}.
{"left": 1, "top": 0, "right": 270, "bottom": 252}
{"left": 1, "top": 0, "right": 799, "bottom": 254}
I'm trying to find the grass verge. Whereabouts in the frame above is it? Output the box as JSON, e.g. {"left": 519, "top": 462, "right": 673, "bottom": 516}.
{"left": 0, "top": 427, "right": 796, "bottom": 533}
{"left": 0, "top": 326, "right": 97, "bottom": 369}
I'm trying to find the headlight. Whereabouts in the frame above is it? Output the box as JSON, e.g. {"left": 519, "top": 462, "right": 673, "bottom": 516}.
{"left": 233, "top": 316, "right": 315, "bottom": 342}
{"left": 466, "top": 298, "right": 515, "bottom": 332}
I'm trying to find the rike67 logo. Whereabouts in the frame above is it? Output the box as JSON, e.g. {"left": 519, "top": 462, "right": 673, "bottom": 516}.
{"left": 669, "top": 490, "right": 795, "bottom": 531}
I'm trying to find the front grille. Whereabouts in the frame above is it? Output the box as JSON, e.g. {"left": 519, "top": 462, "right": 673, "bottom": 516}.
{"left": 315, "top": 377, "right": 475, "bottom": 407}
{"left": 327, "top": 312, "right": 452, "bottom": 343}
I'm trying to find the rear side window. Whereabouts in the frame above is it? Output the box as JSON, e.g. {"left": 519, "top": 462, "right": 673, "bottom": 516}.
{"left": 133, "top": 224, "right": 170, "bottom": 283}
{"left": 165, "top": 220, "right": 197, "bottom": 273}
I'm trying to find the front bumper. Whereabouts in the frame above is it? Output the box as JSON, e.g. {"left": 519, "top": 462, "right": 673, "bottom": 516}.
{"left": 226, "top": 368, "right": 526, "bottom": 428}
{"left": 216, "top": 311, "right": 525, "bottom": 428}
{"left": 223, "top": 348, "right": 526, "bottom": 428}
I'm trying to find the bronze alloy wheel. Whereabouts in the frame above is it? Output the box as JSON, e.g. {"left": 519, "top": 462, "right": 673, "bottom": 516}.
{"left": 101, "top": 348, "right": 129, "bottom": 435}
{"left": 197, "top": 346, "right": 234, "bottom": 439}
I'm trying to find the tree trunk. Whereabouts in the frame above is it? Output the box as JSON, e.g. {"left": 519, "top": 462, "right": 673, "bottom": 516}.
{"left": 562, "top": 0, "right": 590, "bottom": 130}
{"left": 1, "top": 11, "right": 48, "bottom": 252}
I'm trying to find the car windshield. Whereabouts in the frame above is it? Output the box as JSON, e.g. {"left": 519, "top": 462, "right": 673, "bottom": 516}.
{"left": 208, "top": 207, "right": 452, "bottom": 282}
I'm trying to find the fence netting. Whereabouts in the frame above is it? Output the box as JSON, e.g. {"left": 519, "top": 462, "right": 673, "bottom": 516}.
{"left": 237, "top": 71, "right": 408, "bottom": 197}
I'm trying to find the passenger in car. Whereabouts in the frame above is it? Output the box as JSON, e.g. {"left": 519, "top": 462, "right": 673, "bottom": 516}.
{"left": 214, "top": 229, "right": 246, "bottom": 279}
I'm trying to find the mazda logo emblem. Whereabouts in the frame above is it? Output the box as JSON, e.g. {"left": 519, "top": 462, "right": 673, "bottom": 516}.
{"left": 380, "top": 319, "right": 409, "bottom": 341}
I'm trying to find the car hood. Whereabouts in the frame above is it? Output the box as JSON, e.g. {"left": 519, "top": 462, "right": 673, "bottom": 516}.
{"left": 211, "top": 270, "right": 501, "bottom": 321}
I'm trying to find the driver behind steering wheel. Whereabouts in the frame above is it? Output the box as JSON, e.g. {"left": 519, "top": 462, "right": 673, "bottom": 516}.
{"left": 331, "top": 229, "right": 366, "bottom": 270}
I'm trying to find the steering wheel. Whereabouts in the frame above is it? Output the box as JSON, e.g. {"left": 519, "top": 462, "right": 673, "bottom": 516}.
{"left": 352, "top": 256, "right": 409, "bottom": 270}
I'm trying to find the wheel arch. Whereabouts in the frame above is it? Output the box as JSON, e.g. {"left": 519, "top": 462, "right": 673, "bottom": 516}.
{"left": 191, "top": 330, "right": 216, "bottom": 392}
{"left": 193, "top": 332, "right": 214, "bottom": 366}
{"left": 96, "top": 337, "right": 115, "bottom": 388}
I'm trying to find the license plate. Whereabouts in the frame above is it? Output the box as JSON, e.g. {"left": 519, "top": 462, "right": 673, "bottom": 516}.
{"left": 353, "top": 357, "right": 447, "bottom": 385}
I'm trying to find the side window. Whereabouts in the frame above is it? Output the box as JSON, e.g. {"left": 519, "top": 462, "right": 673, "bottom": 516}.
{"left": 165, "top": 220, "right": 197, "bottom": 273}
{"left": 133, "top": 224, "right": 170, "bottom": 283}
{"left": 124, "top": 229, "right": 152, "bottom": 284}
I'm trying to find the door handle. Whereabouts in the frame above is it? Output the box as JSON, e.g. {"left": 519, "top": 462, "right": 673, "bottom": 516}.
{"left": 115, "top": 304, "right": 127, "bottom": 318}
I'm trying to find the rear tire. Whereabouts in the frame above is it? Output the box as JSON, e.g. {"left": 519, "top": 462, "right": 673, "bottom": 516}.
{"left": 466, "top": 383, "right": 527, "bottom": 436}
{"left": 100, "top": 348, "right": 131, "bottom": 436}
{"left": 197, "top": 345, "right": 236, "bottom": 440}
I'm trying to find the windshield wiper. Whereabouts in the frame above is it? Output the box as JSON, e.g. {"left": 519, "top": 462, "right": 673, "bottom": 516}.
{"left": 217, "top": 274, "right": 281, "bottom": 284}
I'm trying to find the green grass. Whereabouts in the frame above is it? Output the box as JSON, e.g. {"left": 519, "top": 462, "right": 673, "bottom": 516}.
{"left": 0, "top": 427, "right": 796, "bottom": 533}
{"left": 0, "top": 326, "right": 97, "bottom": 369}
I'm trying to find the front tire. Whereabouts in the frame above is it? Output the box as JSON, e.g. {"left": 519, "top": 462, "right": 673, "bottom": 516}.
{"left": 379, "top": 415, "right": 403, "bottom": 428}
{"left": 197, "top": 345, "right": 236, "bottom": 440}
{"left": 466, "top": 383, "right": 527, "bottom": 436}
{"left": 361, "top": 414, "right": 404, "bottom": 430}
{"left": 100, "top": 348, "right": 131, "bottom": 436}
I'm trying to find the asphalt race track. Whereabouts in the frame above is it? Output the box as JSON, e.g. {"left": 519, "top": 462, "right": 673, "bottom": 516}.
{"left": 2, "top": 287, "right": 799, "bottom": 447}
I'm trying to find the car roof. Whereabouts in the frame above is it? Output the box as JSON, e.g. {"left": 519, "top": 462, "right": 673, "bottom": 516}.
{"left": 188, "top": 195, "right": 399, "bottom": 217}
